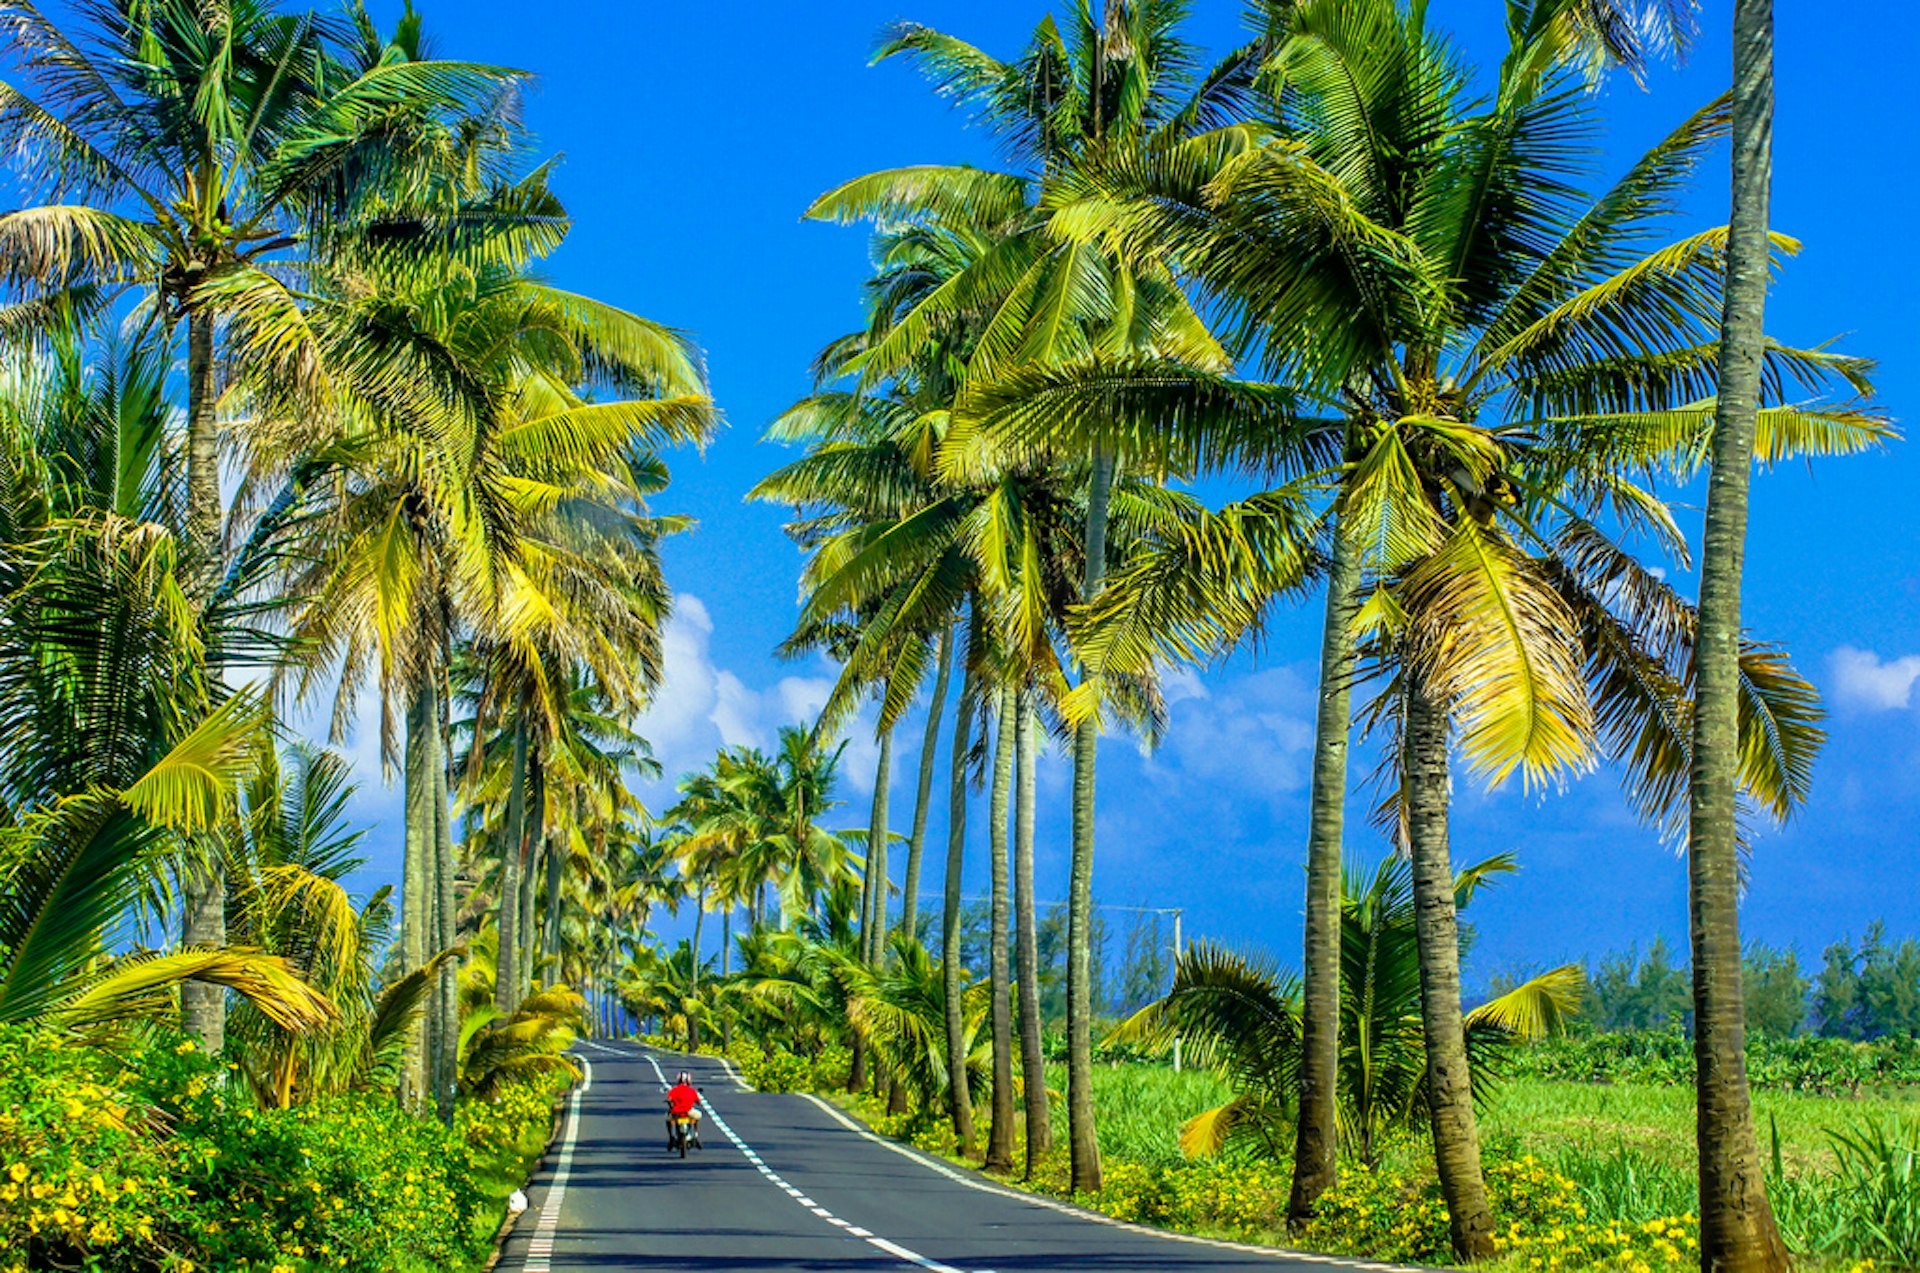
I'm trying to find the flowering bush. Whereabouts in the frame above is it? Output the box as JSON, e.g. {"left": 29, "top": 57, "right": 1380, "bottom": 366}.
{"left": 0, "top": 1026, "right": 562, "bottom": 1272}
{"left": 1299, "top": 1154, "right": 1702, "bottom": 1268}
{"left": 728, "top": 1044, "right": 847, "bottom": 1094}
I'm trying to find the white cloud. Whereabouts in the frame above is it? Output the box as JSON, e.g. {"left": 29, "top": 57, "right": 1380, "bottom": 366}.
{"left": 1145, "top": 665, "right": 1316, "bottom": 801}
{"left": 1829, "top": 646, "right": 1920, "bottom": 712}
{"left": 629, "top": 593, "right": 878, "bottom": 799}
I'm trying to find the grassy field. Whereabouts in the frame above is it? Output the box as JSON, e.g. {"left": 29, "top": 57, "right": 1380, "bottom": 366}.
{"left": 1484, "top": 1078, "right": 1920, "bottom": 1175}
{"left": 1045, "top": 1062, "right": 1233, "bottom": 1167}
{"left": 1013, "top": 1060, "right": 1916, "bottom": 1268}
{"left": 1060, "top": 1061, "right": 1920, "bottom": 1174}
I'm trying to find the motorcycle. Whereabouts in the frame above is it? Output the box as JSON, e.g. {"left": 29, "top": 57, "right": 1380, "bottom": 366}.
{"left": 667, "top": 1106, "right": 702, "bottom": 1158}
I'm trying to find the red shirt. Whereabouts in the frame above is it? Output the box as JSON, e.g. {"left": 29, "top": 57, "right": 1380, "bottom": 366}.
{"left": 667, "top": 1083, "right": 700, "bottom": 1117}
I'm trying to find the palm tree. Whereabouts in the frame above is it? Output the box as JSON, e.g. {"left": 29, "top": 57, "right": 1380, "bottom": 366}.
{"left": 1114, "top": 852, "right": 1584, "bottom": 1167}
{"left": 0, "top": 315, "right": 330, "bottom": 1038}
{"left": 817, "top": 0, "right": 1256, "bottom": 1191}
{"left": 990, "top": 0, "right": 1882, "bottom": 1238}
{"left": 0, "top": 2, "right": 545, "bottom": 1050}
{"left": 283, "top": 242, "right": 710, "bottom": 1085}
{"left": 1688, "top": 0, "right": 1791, "bottom": 1266}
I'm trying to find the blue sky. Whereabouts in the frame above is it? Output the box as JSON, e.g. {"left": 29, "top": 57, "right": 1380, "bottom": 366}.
{"left": 327, "top": 0, "right": 1920, "bottom": 989}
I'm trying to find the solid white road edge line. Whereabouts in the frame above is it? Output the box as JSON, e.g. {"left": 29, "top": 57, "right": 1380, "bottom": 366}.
{"left": 523, "top": 1057, "right": 591, "bottom": 1273}
{"left": 797, "top": 1094, "right": 1428, "bottom": 1273}
{"left": 640, "top": 1049, "right": 971, "bottom": 1273}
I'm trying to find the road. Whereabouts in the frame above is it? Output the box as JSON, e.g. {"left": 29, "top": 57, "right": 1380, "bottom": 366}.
{"left": 493, "top": 1040, "right": 1417, "bottom": 1273}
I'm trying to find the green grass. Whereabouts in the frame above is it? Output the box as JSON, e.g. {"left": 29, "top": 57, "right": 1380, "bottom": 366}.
{"left": 1482, "top": 1077, "right": 1920, "bottom": 1176}
{"left": 1044, "top": 1061, "right": 1232, "bottom": 1167}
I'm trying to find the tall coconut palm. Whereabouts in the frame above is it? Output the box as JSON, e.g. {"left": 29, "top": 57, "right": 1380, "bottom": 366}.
{"left": 0, "top": 1, "right": 548, "bottom": 1050}
{"left": 1688, "top": 0, "right": 1790, "bottom": 1266}
{"left": 814, "top": 0, "right": 1260, "bottom": 1190}
{"left": 280, "top": 249, "right": 710, "bottom": 1084}
{"left": 981, "top": 0, "right": 1882, "bottom": 1239}
{"left": 0, "top": 313, "right": 331, "bottom": 1038}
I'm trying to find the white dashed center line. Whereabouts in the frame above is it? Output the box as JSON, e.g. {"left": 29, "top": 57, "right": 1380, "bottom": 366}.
{"left": 641, "top": 1049, "right": 971, "bottom": 1273}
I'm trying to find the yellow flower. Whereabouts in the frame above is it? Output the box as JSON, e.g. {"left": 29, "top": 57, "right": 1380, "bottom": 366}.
{"left": 5, "top": 1164, "right": 25, "bottom": 1183}
{"left": 174, "top": 1040, "right": 197, "bottom": 1055}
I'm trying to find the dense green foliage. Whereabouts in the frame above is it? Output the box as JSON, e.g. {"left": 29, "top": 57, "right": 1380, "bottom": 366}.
{"left": 1512, "top": 1028, "right": 1920, "bottom": 1094}
{"left": 0, "top": 1027, "right": 561, "bottom": 1271}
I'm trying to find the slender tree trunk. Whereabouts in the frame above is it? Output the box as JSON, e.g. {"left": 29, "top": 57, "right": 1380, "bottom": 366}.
{"left": 1404, "top": 678, "right": 1494, "bottom": 1261}
{"left": 1014, "top": 688, "right": 1052, "bottom": 1173}
{"left": 1067, "top": 448, "right": 1113, "bottom": 1193}
{"left": 432, "top": 680, "right": 458, "bottom": 1122}
{"left": 1690, "top": 4, "right": 1790, "bottom": 1267}
{"left": 1289, "top": 514, "right": 1361, "bottom": 1224}
{"left": 520, "top": 765, "right": 545, "bottom": 994}
{"left": 691, "top": 886, "right": 706, "bottom": 992}
{"left": 402, "top": 683, "right": 435, "bottom": 1107}
{"left": 903, "top": 624, "right": 953, "bottom": 943}
{"left": 542, "top": 814, "right": 565, "bottom": 977}
{"left": 494, "top": 717, "right": 530, "bottom": 1016}
{"left": 942, "top": 657, "right": 977, "bottom": 1151}
{"left": 985, "top": 689, "right": 1017, "bottom": 1172}
{"left": 866, "top": 728, "right": 894, "bottom": 963}
{"left": 721, "top": 907, "right": 734, "bottom": 1056}
{"left": 178, "top": 309, "right": 227, "bottom": 1055}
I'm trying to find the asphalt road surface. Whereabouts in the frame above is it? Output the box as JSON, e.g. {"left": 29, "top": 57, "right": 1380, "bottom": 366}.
{"left": 494, "top": 1040, "right": 1418, "bottom": 1273}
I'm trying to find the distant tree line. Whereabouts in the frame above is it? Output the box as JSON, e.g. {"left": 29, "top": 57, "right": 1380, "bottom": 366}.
{"left": 1574, "top": 925, "right": 1920, "bottom": 1040}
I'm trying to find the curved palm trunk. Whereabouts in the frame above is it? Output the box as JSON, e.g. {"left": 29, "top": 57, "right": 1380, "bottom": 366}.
{"left": 985, "top": 689, "right": 1017, "bottom": 1172}
{"left": 494, "top": 717, "right": 530, "bottom": 1016}
{"left": 1067, "top": 449, "right": 1113, "bottom": 1193}
{"left": 402, "top": 682, "right": 436, "bottom": 1106}
{"left": 1014, "top": 688, "right": 1051, "bottom": 1173}
{"left": 432, "top": 680, "right": 459, "bottom": 1122}
{"left": 903, "top": 625, "right": 954, "bottom": 942}
{"left": 1690, "top": 4, "right": 1789, "bottom": 1267}
{"left": 1289, "top": 514, "right": 1361, "bottom": 1223}
{"left": 942, "top": 658, "right": 977, "bottom": 1151}
{"left": 178, "top": 309, "right": 226, "bottom": 1056}
{"left": 1403, "top": 678, "right": 1494, "bottom": 1261}
{"left": 865, "top": 728, "right": 894, "bottom": 963}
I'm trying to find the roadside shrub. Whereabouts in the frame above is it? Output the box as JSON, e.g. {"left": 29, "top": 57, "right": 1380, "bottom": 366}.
{"left": 0, "top": 1026, "right": 561, "bottom": 1272}
{"left": 728, "top": 1044, "right": 847, "bottom": 1093}
{"left": 1513, "top": 1028, "right": 1920, "bottom": 1094}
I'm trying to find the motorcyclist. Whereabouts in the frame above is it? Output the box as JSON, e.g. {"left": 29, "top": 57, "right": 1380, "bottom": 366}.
{"left": 665, "top": 1071, "right": 701, "bottom": 1150}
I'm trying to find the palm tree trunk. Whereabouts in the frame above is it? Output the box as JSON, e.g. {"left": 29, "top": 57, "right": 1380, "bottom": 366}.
{"left": 1067, "top": 447, "right": 1113, "bottom": 1194}
{"left": 865, "top": 728, "right": 894, "bottom": 963}
{"left": 1289, "top": 513, "right": 1361, "bottom": 1224}
{"left": 542, "top": 815, "right": 565, "bottom": 977}
{"left": 721, "top": 907, "right": 734, "bottom": 1055}
{"left": 178, "top": 313, "right": 226, "bottom": 1057}
{"left": 402, "top": 682, "right": 436, "bottom": 1107}
{"left": 942, "top": 656, "right": 977, "bottom": 1152}
{"left": 691, "top": 886, "right": 706, "bottom": 993}
{"left": 494, "top": 716, "right": 530, "bottom": 1016}
{"left": 1403, "top": 677, "right": 1494, "bottom": 1261}
{"left": 432, "top": 679, "right": 459, "bottom": 1122}
{"left": 1690, "top": 3, "right": 1790, "bottom": 1266}
{"left": 520, "top": 764, "right": 545, "bottom": 993}
{"left": 903, "top": 624, "right": 954, "bottom": 943}
{"left": 985, "top": 688, "right": 1017, "bottom": 1173}
{"left": 1014, "top": 687, "right": 1051, "bottom": 1173}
